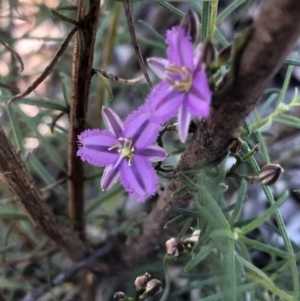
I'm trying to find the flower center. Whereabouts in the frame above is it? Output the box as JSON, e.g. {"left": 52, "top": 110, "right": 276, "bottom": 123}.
{"left": 109, "top": 137, "right": 135, "bottom": 166}
{"left": 166, "top": 66, "right": 192, "bottom": 93}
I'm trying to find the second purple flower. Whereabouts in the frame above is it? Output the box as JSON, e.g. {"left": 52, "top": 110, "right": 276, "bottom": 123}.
{"left": 147, "top": 26, "right": 212, "bottom": 142}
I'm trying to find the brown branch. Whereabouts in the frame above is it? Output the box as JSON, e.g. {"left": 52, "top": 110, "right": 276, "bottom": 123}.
{"left": 0, "top": 126, "right": 87, "bottom": 261}
{"left": 121, "top": 0, "right": 300, "bottom": 265}
{"left": 7, "top": 28, "right": 77, "bottom": 106}
{"left": 68, "top": 1, "right": 101, "bottom": 238}
{"left": 0, "top": 126, "right": 110, "bottom": 275}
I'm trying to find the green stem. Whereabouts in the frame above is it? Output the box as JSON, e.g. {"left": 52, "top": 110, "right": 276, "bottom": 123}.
{"left": 209, "top": 0, "right": 219, "bottom": 38}
{"left": 159, "top": 255, "right": 170, "bottom": 301}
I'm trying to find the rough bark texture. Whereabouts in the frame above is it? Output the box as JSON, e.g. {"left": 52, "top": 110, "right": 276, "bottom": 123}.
{"left": 0, "top": 127, "right": 109, "bottom": 273}
{"left": 0, "top": 127, "right": 87, "bottom": 261}
{"left": 121, "top": 0, "right": 300, "bottom": 265}
{"left": 68, "top": 1, "right": 101, "bottom": 237}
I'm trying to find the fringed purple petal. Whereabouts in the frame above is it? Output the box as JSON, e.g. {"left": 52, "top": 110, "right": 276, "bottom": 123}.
{"left": 102, "top": 107, "right": 124, "bottom": 137}
{"left": 123, "top": 105, "right": 162, "bottom": 149}
{"left": 77, "top": 129, "right": 119, "bottom": 167}
{"left": 119, "top": 155, "right": 158, "bottom": 202}
{"left": 101, "top": 163, "right": 121, "bottom": 191}
{"left": 138, "top": 145, "right": 168, "bottom": 162}
{"left": 146, "top": 81, "right": 184, "bottom": 124}
{"left": 147, "top": 57, "right": 169, "bottom": 80}
{"left": 166, "top": 26, "right": 194, "bottom": 69}
{"left": 187, "top": 71, "right": 212, "bottom": 117}
{"left": 177, "top": 104, "right": 191, "bottom": 143}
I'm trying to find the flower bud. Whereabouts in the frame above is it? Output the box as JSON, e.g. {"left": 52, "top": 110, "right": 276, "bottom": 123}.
{"left": 202, "top": 40, "right": 216, "bottom": 67}
{"left": 253, "top": 143, "right": 260, "bottom": 153}
{"left": 114, "top": 292, "right": 126, "bottom": 301}
{"left": 218, "top": 45, "right": 232, "bottom": 67}
{"left": 140, "top": 279, "right": 163, "bottom": 299}
{"left": 180, "top": 9, "right": 200, "bottom": 43}
{"left": 134, "top": 272, "right": 151, "bottom": 291}
{"left": 229, "top": 137, "right": 244, "bottom": 154}
{"left": 258, "top": 164, "right": 284, "bottom": 186}
{"left": 184, "top": 229, "right": 200, "bottom": 246}
{"left": 165, "top": 237, "right": 185, "bottom": 257}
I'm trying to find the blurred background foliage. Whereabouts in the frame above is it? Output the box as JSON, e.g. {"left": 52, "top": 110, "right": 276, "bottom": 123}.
{"left": 1, "top": 0, "right": 300, "bottom": 300}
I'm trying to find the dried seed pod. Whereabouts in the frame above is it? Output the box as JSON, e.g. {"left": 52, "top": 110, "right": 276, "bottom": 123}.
{"left": 258, "top": 164, "right": 284, "bottom": 186}
{"left": 165, "top": 237, "right": 185, "bottom": 257}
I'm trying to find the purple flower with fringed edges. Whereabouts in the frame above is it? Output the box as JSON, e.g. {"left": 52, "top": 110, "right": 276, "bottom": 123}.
{"left": 77, "top": 107, "right": 167, "bottom": 202}
{"left": 146, "top": 26, "right": 212, "bottom": 142}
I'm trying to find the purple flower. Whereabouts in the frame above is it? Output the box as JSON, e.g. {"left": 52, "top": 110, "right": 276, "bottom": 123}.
{"left": 146, "top": 26, "right": 212, "bottom": 142}
{"left": 77, "top": 107, "right": 167, "bottom": 202}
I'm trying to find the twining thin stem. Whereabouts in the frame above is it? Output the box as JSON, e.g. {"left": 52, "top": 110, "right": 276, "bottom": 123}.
{"left": 123, "top": 0, "right": 152, "bottom": 88}
{"left": 7, "top": 27, "right": 77, "bottom": 106}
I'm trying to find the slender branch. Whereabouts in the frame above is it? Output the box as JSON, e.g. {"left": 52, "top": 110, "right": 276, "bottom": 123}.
{"left": 7, "top": 27, "right": 77, "bottom": 106}
{"left": 0, "top": 127, "right": 87, "bottom": 261}
{"left": 0, "top": 126, "right": 110, "bottom": 275}
{"left": 68, "top": 0, "right": 101, "bottom": 238}
{"left": 19, "top": 242, "right": 114, "bottom": 301}
{"left": 121, "top": 0, "right": 300, "bottom": 265}
{"left": 123, "top": 0, "right": 152, "bottom": 87}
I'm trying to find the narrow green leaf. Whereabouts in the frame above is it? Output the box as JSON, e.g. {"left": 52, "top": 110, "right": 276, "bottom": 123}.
{"left": 284, "top": 59, "right": 300, "bottom": 67}
{"left": 171, "top": 185, "right": 189, "bottom": 198}
{"left": 229, "top": 180, "right": 246, "bottom": 225}
{"left": 274, "top": 117, "right": 300, "bottom": 130}
{"left": 240, "top": 191, "right": 289, "bottom": 235}
{"left": 0, "top": 244, "right": 15, "bottom": 255}
{"left": 156, "top": 0, "right": 184, "bottom": 18}
{"left": 255, "top": 116, "right": 272, "bottom": 133}
{"left": 239, "top": 256, "right": 296, "bottom": 301}
{"left": 184, "top": 242, "right": 215, "bottom": 272}
{"left": 259, "top": 93, "right": 278, "bottom": 116}
{"left": 177, "top": 173, "right": 199, "bottom": 191}
{"left": 85, "top": 186, "right": 124, "bottom": 216}
{"left": 239, "top": 235, "right": 289, "bottom": 258}
{"left": 199, "top": 182, "right": 231, "bottom": 229}
{"left": 95, "top": 71, "right": 113, "bottom": 101}
{"left": 170, "top": 207, "right": 199, "bottom": 218}
{"left": 30, "top": 154, "right": 66, "bottom": 198}
{"left": 17, "top": 108, "right": 66, "bottom": 172}
{"left": 7, "top": 106, "right": 24, "bottom": 152}
{"left": 228, "top": 239, "right": 237, "bottom": 301}
{"left": 243, "top": 119, "right": 252, "bottom": 135}
{"left": 0, "top": 211, "right": 28, "bottom": 220}
{"left": 276, "top": 53, "right": 296, "bottom": 108}
{"left": 216, "top": 0, "right": 247, "bottom": 24}
{"left": 51, "top": 9, "right": 78, "bottom": 25}
{"left": 281, "top": 113, "right": 300, "bottom": 125}
{"left": 0, "top": 96, "right": 68, "bottom": 112}
{"left": 164, "top": 214, "right": 190, "bottom": 229}
{"left": 201, "top": 2, "right": 211, "bottom": 41}
{"left": 138, "top": 20, "right": 165, "bottom": 44}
